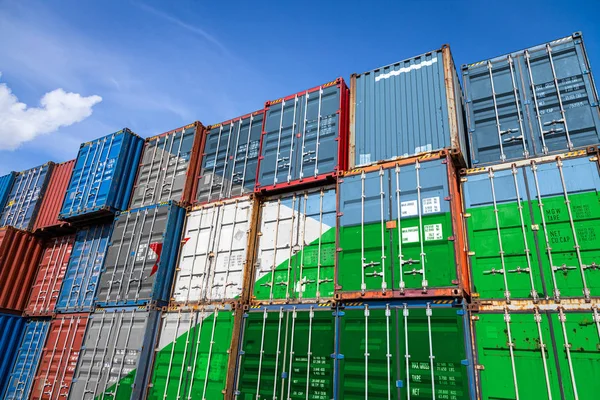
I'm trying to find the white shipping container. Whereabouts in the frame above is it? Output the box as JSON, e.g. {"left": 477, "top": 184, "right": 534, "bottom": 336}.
{"left": 171, "top": 196, "right": 256, "bottom": 304}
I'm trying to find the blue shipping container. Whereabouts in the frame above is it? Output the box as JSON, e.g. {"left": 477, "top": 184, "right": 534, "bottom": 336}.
{"left": 96, "top": 201, "right": 186, "bottom": 307}
{"left": 463, "top": 32, "right": 600, "bottom": 166}
{"left": 56, "top": 224, "right": 113, "bottom": 313}
{"left": 0, "top": 172, "right": 16, "bottom": 215}
{"left": 351, "top": 46, "right": 467, "bottom": 167}
{"left": 59, "top": 128, "right": 144, "bottom": 221}
{"left": 0, "top": 163, "right": 54, "bottom": 231}
{"left": 2, "top": 319, "right": 50, "bottom": 400}
{"left": 0, "top": 313, "right": 26, "bottom": 398}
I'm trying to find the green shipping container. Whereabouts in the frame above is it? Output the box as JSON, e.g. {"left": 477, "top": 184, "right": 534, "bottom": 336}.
{"left": 234, "top": 304, "right": 336, "bottom": 399}
{"left": 147, "top": 306, "right": 237, "bottom": 400}
{"left": 462, "top": 150, "right": 600, "bottom": 302}
{"left": 472, "top": 305, "right": 600, "bottom": 400}
{"left": 337, "top": 152, "right": 469, "bottom": 298}
{"left": 337, "top": 301, "right": 473, "bottom": 400}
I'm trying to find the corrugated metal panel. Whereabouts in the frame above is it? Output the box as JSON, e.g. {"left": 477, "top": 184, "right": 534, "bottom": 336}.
{"left": 129, "top": 122, "right": 205, "bottom": 209}
{"left": 195, "top": 111, "right": 264, "bottom": 204}
{"left": 24, "top": 235, "right": 75, "bottom": 317}
{"left": 56, "top": 224, "right": 112, "bottom": 313}
{"left": 0, "top": 172, "right": 16, "bottom": 214}
{"left": 33, "top": 160, "right": 75, "bottom": 232}
{"left": 256, "top": 78, "right": 349, "bottom": 193}
{"left": 350, "top": 46, "right": 467, "bottom": 167}
{"left": 0, "top": 162, "right": 55, "bottom": 231}
{"left": 96, "top": 202, "right": 185, "bottom": 307}
{"left": 30, "top": 313, "right": 88, "bottom": 400}
{"left": 462, "top": 150, "right": 600, "bottom": 301}
{"left": 2, "top": 319, "right": 50, "bottom": 400}
{"left": 0, "top": 313, "right": 26, "bottom": 398}
{"left": 233, "top": 304, "right": 336, "bottom": 399}
{"left": 251, "top": 186, "right": 337, "bottom": 303}
{"left": 59, "top": 129, "right": 144, "bottom": 221}
{"left": 472, "top": 306, "right": 599, "bottom": 400}
{"left": 337, "top": 152, "right": 469, "bottom": 299}
{"left": 172, "top": 196, "right": 257, "bottom": 305}
{"left": 463, "top": 32, "right": 600, "bottom": 166}
{"left": 0, "top": 227, "right": 44, "bottom": 312}
{"left": 338, "top": 301, "right": 473, "bottom": 399}
{"left": 147, "top": 305, "right": 238, "bottom": 399}
{"left": 69, "top": 307, "right": 160, "bottom": 400}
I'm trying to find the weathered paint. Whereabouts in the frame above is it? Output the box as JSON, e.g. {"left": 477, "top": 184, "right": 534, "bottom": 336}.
{"left": 56, "top": 224, "right": 112, "bottom": 313}
{"left": 256, "top": 78, "right": 349, "bottom": 193}
{"left": 337, "top": 152, "right": 469, "bottom": 298}
{"left": 463, "top": 32, "right": 600, "bottom": 166}
{"left": 251, "top": 186, "right": 337, "bottom": 303}
{"left": 462, "top": 150, "right": 600, "bottom": 301}
{"left": 96, "top": 202, "right": 185, "bottom": 307}
{"left": 196, "top": 111, "right": 264, "bottom": 204}
{"left": 472, "top": 306, "right": 600, "bottom": 400}
{"left": 0, "top": 172, "right": 16, "bottom": 215}
{"left": 30, "top": 313, "right": 88, "bottom": 400}
{"left": 69, "top": 307, "right": 160, "bottom": 400}
{"left": 33, "top": 160, "right": 75, "bottom": 232}
{"left": 171, "top": 196, "right": 257, "bottom": 305}
{"left": 146, "top": 306, "right": 237, "bottom": 400}
{"left": 60, "top": 129, "right": 143, "bottom": 221}
{"left": 24, "top": 234, "right": 76, "bottom": 317}
{"left": 350, "top": 46, "right": 467, "bottom": 167}
{"left": 130, "top": 122, "right": 205, "bottom": 209}
{"left": 0, "top": 162, "right": 54, "bottom": 231}
{"left": 0, "top": 313, "right": 26, "bottom": 398}
{"left": 3, "top": 319, "right": 50, "bottom": 400}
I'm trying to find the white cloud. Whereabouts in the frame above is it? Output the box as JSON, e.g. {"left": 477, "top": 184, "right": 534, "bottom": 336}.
{"left": 0, "top": 75, "right": 102, "bottom": 150}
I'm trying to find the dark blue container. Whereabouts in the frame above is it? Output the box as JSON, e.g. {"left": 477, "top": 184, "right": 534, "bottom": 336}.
{"left": 95, "top": 201, "right": 186, "bottom": 307}
{"left": 2, "top": 319, "right": 49, "bottom": 400}
{"left": 463, "top": 32, "right": 600, "bottom": 166}
{"left": 55, "top": 223, "right": 112, "bottom": 313}
{"left": 0, "top": 172, "right": 16, "bottom": 215}
{"left": 0, "top": 162, "right": 54, "bottom": 231}
{"left": 0, "top": 313, "right": 26, "bottom": 398}
{"left": 59, "top": 128, "right": 143, "bottom": 221}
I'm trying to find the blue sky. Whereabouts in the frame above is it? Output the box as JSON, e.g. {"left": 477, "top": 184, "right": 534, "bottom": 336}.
{"left": 1, "top": 0, "right": 599, "bottom": 175}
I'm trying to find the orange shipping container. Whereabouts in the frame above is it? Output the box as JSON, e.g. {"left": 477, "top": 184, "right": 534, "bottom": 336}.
{"left": 33, "top": 160, "right": 75, "bottom": 233}
{"left": 24, "top": 234, "right": 75, "bottom": 317}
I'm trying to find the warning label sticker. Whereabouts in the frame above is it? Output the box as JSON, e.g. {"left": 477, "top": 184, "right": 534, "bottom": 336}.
{"left": 422, "top": 197, "right": 440, "bottom": 214}
{"left": 424, "top": 224, "right": 443, "bottom": 241}
{"left": 401, "top": 200, "right": 418, "bottom": 217}
{"left": 402, "top": 226, "right": 419, "bottom": 243}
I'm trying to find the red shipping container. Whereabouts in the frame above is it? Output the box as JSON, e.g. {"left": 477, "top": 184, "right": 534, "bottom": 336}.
{"left": 0, "top": 226, "right": 44, "bottom": 312}
{"left": 30, "top": 313, "right": 88, "bottom": 400}
{"left": 24, "top": 234, "right": 75, "bottom": 316}
{"left": 33, "top": 160, "right": 75, "bottom": 232}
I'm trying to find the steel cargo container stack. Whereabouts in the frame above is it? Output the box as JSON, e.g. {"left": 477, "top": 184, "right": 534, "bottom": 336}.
{"left": 194, "top": 111, "right": 264, "bottom": 205}
{"left": 129, "top": 122, "right": 206, "bottom": 209}
{"left": 59, "top": 128, "right": 144, "bottom": 223}
{"left": 463, "top": 33, "right": 600, "bottom": 167}
{"left": 350, "top": 45, "right": 467, "bottom": 168}
{"left": 33, "top": 159, "right": 75, "bottom": 234}
{"left": 0, "top": 162, "right": 55, "bottom": 231}
{"left": 0, "top": 312, "right": 26, "bottom": 397}
{"left": 255, "top": 78, "right": 349, "bottom": 194}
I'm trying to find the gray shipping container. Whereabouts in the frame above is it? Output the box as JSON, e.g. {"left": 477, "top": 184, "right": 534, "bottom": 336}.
{"left": 350, "top": 45, "right": 467, "bottom": 167}
{"left": 69, "top": 307, "right": 160, "bottom": 400}
{"left": 463, "top": 32, "right": 600, "bottom": 166}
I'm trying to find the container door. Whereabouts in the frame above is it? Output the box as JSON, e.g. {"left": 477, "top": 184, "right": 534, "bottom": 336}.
{"left": 551, "top": 309, "right": 600, "bottom": 399}
{"left": 464, "top": 57, "right": 532, "bottom": 164}
{"left": 1, "top": 164, "right": 50, "bottom": 230}
{"left": 338, "top": 168, "right": 393, "bottom": 293}
{"left": 520, "top": 37, "right": 600, "bottom": 155}
{"left": 463, "top": 167, "right": 545, "bottom": 301}
{"left": 197, "top": 124, "right": 233, "bottom": 203}
{"left": 473, "top": 310, "right": 561, "bottom": 400}
{"left": 234, "top": 307, "right": 335, "bottom": 399}
{"left": 525, "top": 156, "right": 600, "bottom": 300}
{"left": 230, "top": 114, "right": 263, "bottom": 198}
{"left": 147, "top": 309, "right": 234, "bottom": 400}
